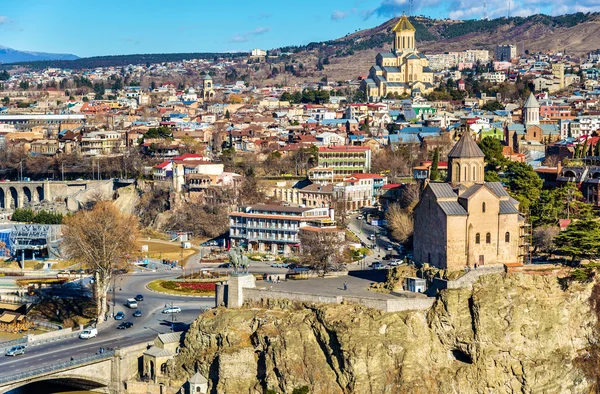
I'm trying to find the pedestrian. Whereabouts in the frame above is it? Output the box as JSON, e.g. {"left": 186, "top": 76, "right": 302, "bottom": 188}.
{"left": 343, "top": 281, "right": 348, "bottom": 291}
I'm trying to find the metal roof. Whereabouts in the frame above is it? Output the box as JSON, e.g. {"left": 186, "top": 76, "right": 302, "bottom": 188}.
{"left": 499, "top": 200, "right": 519, "bottom": 214}
{"left": 428, "top": 183, "right": 457, "bottom": 199}
{"left": 485, "top": 182, "right": 509, "bottom": 197}
{"left": 447, "top": 132, "right": 485, "bottom": 158}
{"left": 438, "top": 201, "right": 468, "bottom": 216}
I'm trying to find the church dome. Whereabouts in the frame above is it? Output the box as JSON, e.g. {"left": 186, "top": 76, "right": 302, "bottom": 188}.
{"left": 392, "top": 15, "right": 416, "bottom": 32}
{"left": 448, "top": 132, "right": 485, "bottom": 158}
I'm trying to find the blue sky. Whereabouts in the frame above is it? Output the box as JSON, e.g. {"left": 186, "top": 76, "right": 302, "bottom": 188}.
{"left": 0, "top": 0, "right": 598, "bottom": 57}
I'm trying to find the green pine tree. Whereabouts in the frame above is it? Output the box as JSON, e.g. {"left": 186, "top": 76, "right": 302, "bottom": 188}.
{"left": 430, "top": 147, "right": 439, "bottom": 181}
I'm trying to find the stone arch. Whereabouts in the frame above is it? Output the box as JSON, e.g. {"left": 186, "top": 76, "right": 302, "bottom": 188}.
{"left": 9, "top": 187, "right": 18, "bottom": 209}
{"left": 36, "top": 186, "right": 44, "bottom": 202}
{"left": 23, "top": 186, "right": 32, "bottom": 205}
{"left": 1, "top": 375, "right": 110, "bottom": 394}
{"left": 563, "top": 170, "right": 577, "bottom": 178}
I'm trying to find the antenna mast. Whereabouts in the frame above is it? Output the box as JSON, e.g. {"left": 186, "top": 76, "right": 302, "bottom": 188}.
{"left": 483, "top": 0, "right": 488, "bottom": 20}
{"left": 508, "top": 0, "right": 511, "bottom": 18}
{"left": 409, "top": 0, "right": 414, "bottom": 16}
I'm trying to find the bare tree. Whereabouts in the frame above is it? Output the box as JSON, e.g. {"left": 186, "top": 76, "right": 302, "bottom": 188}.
{"left": 299, "top": 229, "right": 344, "bottom": 274}
{"left": 400, "top": 183, "right": 421, "bottom": 211}
{"left": 385, "top": 204, "right": 414, "bottom": 245}
{"left": 533, "top": 225, "right": 560, "bottom": 254}
{"left": 166, "top": 203, "right": 229, "bottom": 238}
{"left": 61, "top": 202, "right": 139, "bottom": 322}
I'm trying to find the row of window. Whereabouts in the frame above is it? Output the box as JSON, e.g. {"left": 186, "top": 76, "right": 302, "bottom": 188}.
{"left": 475, "top": 232, "right": 510, "bottom": 244}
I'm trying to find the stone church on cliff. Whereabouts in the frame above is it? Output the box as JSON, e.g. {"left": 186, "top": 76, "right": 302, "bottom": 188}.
{"left": 413, "top": 132, "right": 524, "bottom": 270}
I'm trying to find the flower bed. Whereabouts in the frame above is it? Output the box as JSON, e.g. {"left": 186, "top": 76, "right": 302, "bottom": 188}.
{"left": 148, "top": 280, "right": 217, "bottom": 296}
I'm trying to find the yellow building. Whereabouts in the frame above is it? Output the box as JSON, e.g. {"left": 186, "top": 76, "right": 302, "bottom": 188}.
{"left": 362, "top": 15, "right": 434, "bottom": 101}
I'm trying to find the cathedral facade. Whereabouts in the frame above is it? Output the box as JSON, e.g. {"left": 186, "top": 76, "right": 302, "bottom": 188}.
{"left": 413, "top": 132, "right": 523, "bottom": 270}
{"left": 361, "top": 15, "right": 434, "bottom": 101}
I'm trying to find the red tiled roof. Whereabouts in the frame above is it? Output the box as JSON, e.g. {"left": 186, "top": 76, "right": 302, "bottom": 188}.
{"left": 350, "top": 173, "right": 386, "bottom": 179}
{"left": 153, "top": 161, "right": 171, "bottom": 169}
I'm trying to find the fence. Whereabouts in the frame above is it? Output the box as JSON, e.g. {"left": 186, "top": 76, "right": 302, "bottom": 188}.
{"left": 0, "top": 350, "right": 114, "bottom": 385}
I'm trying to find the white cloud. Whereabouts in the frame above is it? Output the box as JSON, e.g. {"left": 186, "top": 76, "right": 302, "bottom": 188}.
{"left": 230, "top": 27, "right": 271, "bottom": 43}
{"left": 331, "top": 10, "right": 350, "bottom": 20}
{"left": 0, "top": 16, "right": 8, "bottom": 25}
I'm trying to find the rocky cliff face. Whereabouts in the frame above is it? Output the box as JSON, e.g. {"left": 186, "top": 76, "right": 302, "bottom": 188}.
{"left": 169, "top": 274, "right": 597, "bottom": 394}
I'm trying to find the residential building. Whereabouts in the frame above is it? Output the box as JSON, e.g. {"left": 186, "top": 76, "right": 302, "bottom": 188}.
{"left": 313, "top": 146, "right": 372, "bottom": 182}
{"left": 229, "top": 204, "right": 335, "bottom": 255}
{"left": 495, "top": 45, "right": 517, "bottom": 62}
{"left": 79, "top": 131, "right": 124, "bottom": 156}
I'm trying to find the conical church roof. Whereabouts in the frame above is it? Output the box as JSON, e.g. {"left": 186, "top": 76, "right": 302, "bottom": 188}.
{"left": 392, "top": 15, "right": 416, "bottom": 32}
{"left": 523, "top": 92, "right": 539, "bottom": 108}
{"left": 448, "top": 132, "right": 484, "bottom": 158}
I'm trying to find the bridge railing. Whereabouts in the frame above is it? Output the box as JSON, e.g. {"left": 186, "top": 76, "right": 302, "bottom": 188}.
{"left": 0, "top": 350, "right": 115, "bottom": 385}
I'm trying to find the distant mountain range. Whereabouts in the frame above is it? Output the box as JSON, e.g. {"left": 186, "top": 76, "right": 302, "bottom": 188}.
{"left": 0, "top": 46, "right": 78, "bottom": 64}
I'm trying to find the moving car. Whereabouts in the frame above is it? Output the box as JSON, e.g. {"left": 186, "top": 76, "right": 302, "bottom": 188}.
{"left": 79, "top": 328, "right": 98, "bottom": 339}
{"left": 117, "top": 322, "right": 133, "bottom": 329}
{"left": 218, "top": 263, "right": 231, "bottom": 268}
{"left": 370, "top": 262, "right": 384, "bottom": 270}
{"left": 133, "top": 309, "right": 142, "bottom": 317}
{"left": 162, "top": 306, "right": 181, "bottom": 314}
{"left": 382, "top": 254, "right": 392, "bottom": 261}
{"left": 126, "top": 298, "right": 138, "bottom": 309}
{"left": 114, "top": 311, "right": 125, "bottom": 320}
{"left": 134, "top": 294, "right": 144, "bottom": 302}
{"left": 389, "top": 260, "right": 404, "bottom": 267}
{"left": 357, "top": 215, "right": 364, "bottom": 220}
{"left": 5, "top": 345, "right": 26, "bottom": 356}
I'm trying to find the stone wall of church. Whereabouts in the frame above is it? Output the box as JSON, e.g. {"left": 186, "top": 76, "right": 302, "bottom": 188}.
{"left": 413, "top": 189, "right": 452, "bottom": 268}
{"left": 445, "top": 215, "right": 468, "bottom": 270}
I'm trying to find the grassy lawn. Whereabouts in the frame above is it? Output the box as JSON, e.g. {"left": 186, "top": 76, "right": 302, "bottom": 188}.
{"left": 136, "top": 240, "right": 199, "bottom": 267}
{"left": 0, "top": 259, "right": 77, "bottom": 271}
{"left": 0, "top": 329, "right": 46, "bottom": 342}
{"left": 148, "top": 279, "right": 217, "bottom": 296}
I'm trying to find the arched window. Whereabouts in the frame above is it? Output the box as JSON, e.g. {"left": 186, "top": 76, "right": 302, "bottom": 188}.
{"left": 482, "top": 202, "right": 486, "bottom": 213}
{"left": 486, "top": 233, "right": 491, "bottom": 244}
{"left": 472, "top": 165, "right": 476, "bottom": 181}
{"left": 475, "top": 233, "right": 480, "bottom": 244}
{"left": 505, "top": 232, "right": 510, "bottom": 243}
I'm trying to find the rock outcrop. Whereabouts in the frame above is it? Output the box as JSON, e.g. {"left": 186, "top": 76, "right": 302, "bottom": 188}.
{"left": 169, "top": 273, "right": 597, "bottom": 394}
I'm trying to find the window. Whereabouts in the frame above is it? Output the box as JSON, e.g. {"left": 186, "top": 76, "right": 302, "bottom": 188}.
{"left": 486, "top": 233, "right": 491, "bottom": 244}
{"left": 475, "top": 233, "right": 480, "bottom": 244}
{"left": 505, "top": 232, "right": 510, "bottom": 243}
{"left": 482, "top": 202, "right": 486, "bottom": 213}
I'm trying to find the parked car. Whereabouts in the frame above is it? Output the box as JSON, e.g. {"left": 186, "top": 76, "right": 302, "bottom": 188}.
{"left": 79, "top": 328, "right": 98, "bottom": 339}
{"left": 386, "top": 245, "right": 394, "bottom": 251}
{"left": 133, "top": 309, "right": 142, "bottom": 317}
{"left": 117, "top": 322, "right": 133, "bottom": 330}
{"left": 389, "top": 260, "right": 404, "bottom": 267}
{"left": 5, "top": 345, "right": 26, "bottom": 356}
{"left": 382, "top": 254, "right": 392, "bottom": 261}
{"left": 370, "top": 262, "right": 384, "bottom": 270}
{"left": 114, "top": 311, "right": 125, "bottom": 320}
{"left": 134, "top": 294, "right": 144, "bottom": 301}
{"left": 218, "top": 263, "right": 231, "bottom": 268}
{"left": 368, "top": 234, "right": 375, "bottom": 240}
{"left": 162, "top": 306, "right": 181, "bottom": 314}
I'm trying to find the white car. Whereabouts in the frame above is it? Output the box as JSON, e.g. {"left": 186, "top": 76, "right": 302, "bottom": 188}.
{"left": 79, "top": 328, "right": 98, "bottom": 339}
{"left": 389, "top": 260, "right": 404, "bottom": 267}
{"left": 162, "top": 306, "right": 181, "bottom": 314}
{"left": 357, "top": 215, "right": 364, "bottom": 220}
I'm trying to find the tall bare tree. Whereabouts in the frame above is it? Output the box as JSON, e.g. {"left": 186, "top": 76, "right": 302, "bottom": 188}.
{"left": 299, "top": 229, "right": 344, "bottom": 274}
{"left": 385, "top": 204, "right": 414, "bottom": 245}
{"left": 62, "top": 202, "right": 139, "bottom": 322}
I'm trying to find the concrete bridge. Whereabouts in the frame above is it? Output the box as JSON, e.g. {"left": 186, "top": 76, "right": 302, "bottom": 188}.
{"left": 0, "top": 180, "right": 110, "bottom": 211}
{"left": 0, "top": 342, "right": 147, "bottom": 394}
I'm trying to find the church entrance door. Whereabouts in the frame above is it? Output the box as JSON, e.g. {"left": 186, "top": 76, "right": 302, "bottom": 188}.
{"left": 479, "top": 255, "right": 485, "bottom": 266}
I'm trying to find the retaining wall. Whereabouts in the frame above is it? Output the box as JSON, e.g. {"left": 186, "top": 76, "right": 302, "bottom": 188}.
{"left": 243, "top": 288, "right": 434, "bottom": 313}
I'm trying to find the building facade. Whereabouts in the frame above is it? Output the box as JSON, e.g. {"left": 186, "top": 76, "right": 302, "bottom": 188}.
{"left": 413, "top": 132, "right": 523, "bottom": 270}
{"left": 495, "top": 45, "right": 516, "bottom": 62}
{"left": 313, "top": 146, "right": 372, "bottom": 182}
{"left": 229, "top": 204, "right": 335, "bottom": 255}
{"left": 361, "top": 15, "right": 434, "bottom": 100}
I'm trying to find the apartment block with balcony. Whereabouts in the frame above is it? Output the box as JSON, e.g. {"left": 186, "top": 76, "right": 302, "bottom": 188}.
{"left": 313, "top": 146, "right": 372, "bottom": 182}
{"left": 229, "top": 204, "right": 334, "bottom": 255}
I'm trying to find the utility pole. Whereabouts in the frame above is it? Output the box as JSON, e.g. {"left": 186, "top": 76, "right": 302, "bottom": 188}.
{"left": 61, "top": 162, "right": 64, "bottom": 182}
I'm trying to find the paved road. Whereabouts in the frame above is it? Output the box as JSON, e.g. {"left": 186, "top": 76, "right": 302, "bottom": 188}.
{"left": 0, "top": 270, "right": 214, "bottom": 377}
